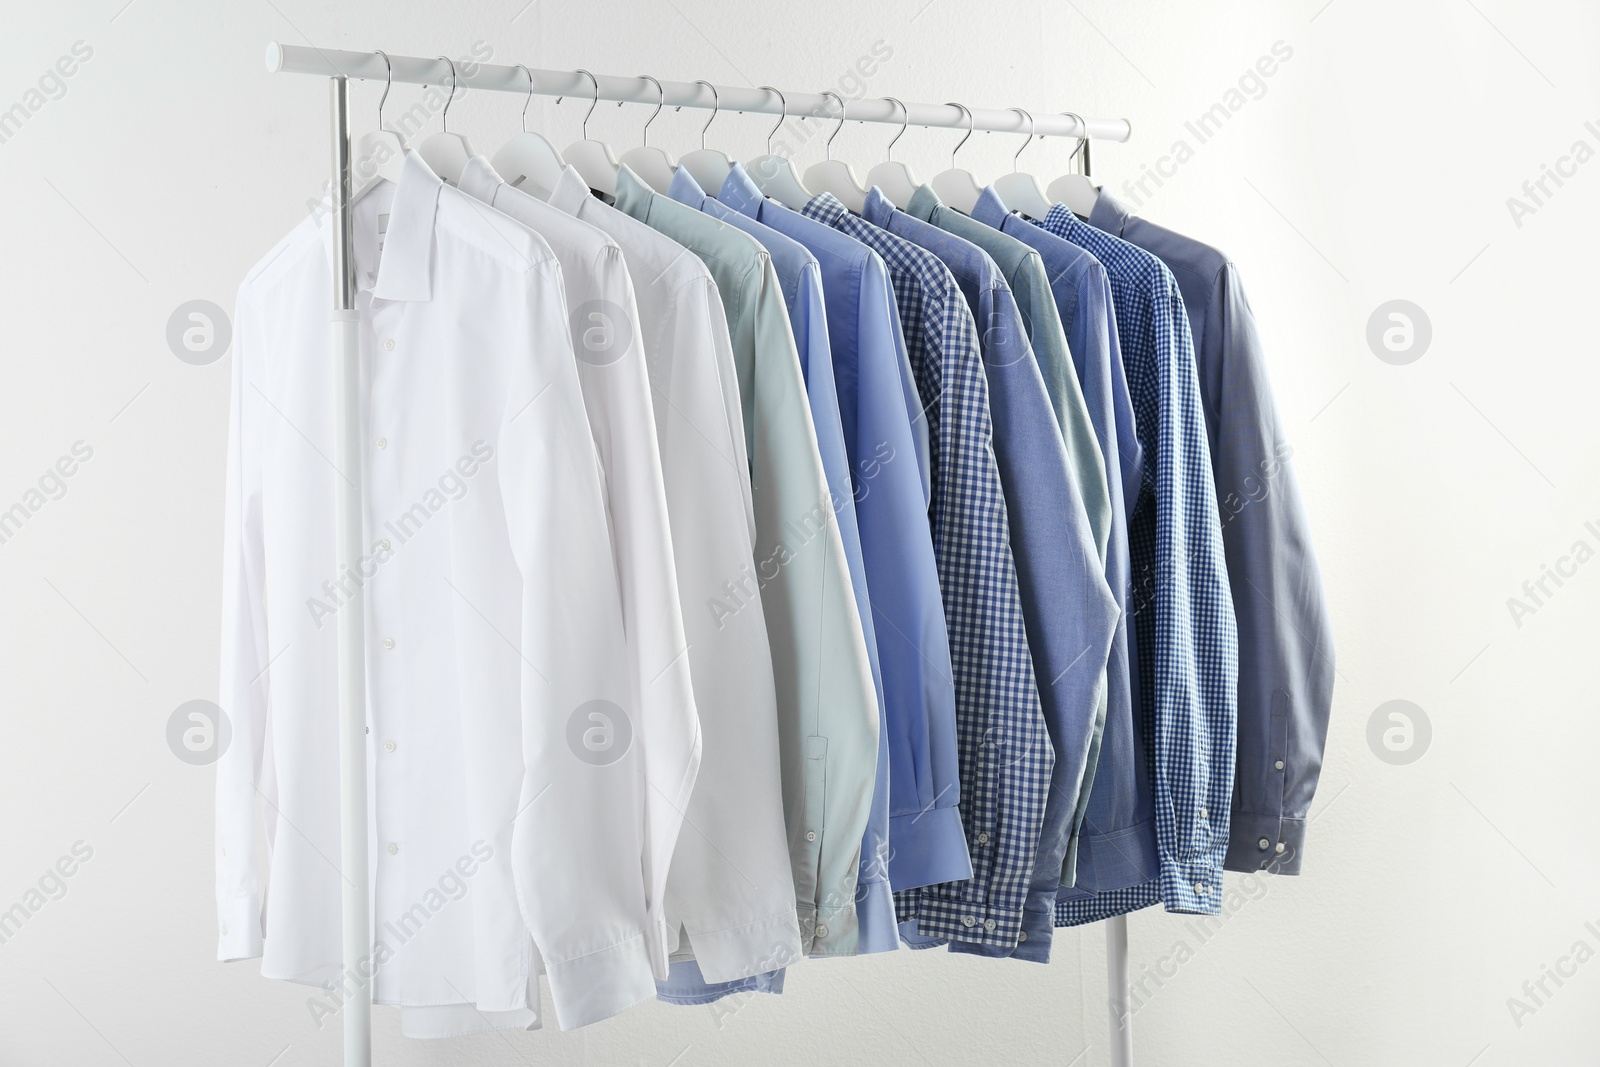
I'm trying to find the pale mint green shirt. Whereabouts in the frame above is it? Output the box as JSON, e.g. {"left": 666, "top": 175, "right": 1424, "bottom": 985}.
{"left": 906, "top": 186, "right": 1111, "bottom": 563}
{"left": 615, "top": 165, "right": 880, "bottom": 958}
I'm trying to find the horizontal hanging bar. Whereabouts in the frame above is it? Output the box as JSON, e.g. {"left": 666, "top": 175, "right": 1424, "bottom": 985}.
{"left": 266, "top": 43, "right": 1131, "bottom": 143}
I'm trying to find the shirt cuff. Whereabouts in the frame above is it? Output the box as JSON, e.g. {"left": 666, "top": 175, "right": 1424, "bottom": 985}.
{"left": 1224, "top": 812, "right": 1306, "bottom": 875}
{"left": 675, "top": 908, "right": 804, "bottom": 984}
{"left": 911, "top": 894, "right": 1024, "bottom": 949}
{"left": 797, "top": 899, "right": 857, "bottom": 957}
{"left": 542, "top": 932, "right": 656, "bottom": 1030}
{"left": 853, "top": 875, "right": 900, "bottom": 955}
{"left": 887, "top": 806, "right": 974, "bottom": 891}
{"left": 1156, "top": 856, "right": 1224, "bottom": 916}
{"left": 216, "top": 893, "right": 263, "bottom": 961}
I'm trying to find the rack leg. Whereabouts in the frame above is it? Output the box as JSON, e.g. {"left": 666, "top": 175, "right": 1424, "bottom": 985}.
{"left": 328, "top": 75, "right": 372, "bottom": 1067}
{"left": 1107, "top": 914, "right": 1132, "bottom": 1067}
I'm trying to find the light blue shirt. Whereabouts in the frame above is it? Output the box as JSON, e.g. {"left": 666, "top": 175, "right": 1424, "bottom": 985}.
{"left": 862, "top": 188, "right": 1118, "bottom": 959}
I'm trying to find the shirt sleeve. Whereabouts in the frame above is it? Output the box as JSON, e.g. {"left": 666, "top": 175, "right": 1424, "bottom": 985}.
{"left": 498, "top": 258, "right": 658, "bottom": 1029}
{"left": 573, "top": 244, "right": 702, "bottom": 974}
{"left": 1145, "top": 277, "right": 1239, "bottom": 913}
{"left": 653, "top": 275, "right": 802, "bottom": 982}
{"left": 215, "top": 284, "right": 269, "bottom": 963}
{"left": 1202, "top": 263, "right": 1335, "bottom": 875}
{"left": 745, "top": 257, "right": 880, "bottom": 957}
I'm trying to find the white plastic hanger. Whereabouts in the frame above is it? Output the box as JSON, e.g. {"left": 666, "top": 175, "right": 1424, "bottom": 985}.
{"left": 560, "top": 69, "right": 619, "bottom": 197}
{"left": 746, "top": 85, "right": 812, "bottom": 210}
{"left": 802, "top": 90, "right": 868, "bottom": 213}
{"left": 990, "top": 107, "right": 1054, "bottom": 220}
{"left": 618, "top": 74, "right": 677, "bottom": 193}
{"left": 675, "top": 80, "right": 733, "bottom": 194}
{"left": 930, "top": 101, "right": 983, "bottom": 214}
{"left": 1045, "top": 111, "right": 1101, "bottom": 219}
{"left": 865, "top": 97, "right": 921, "bottom": 210}
{"left": 417, "top": 55, "right": 473, "bottom": 186}
{"left": 353, "top": 50, "right": 406, "bottom": 196}
{"left": 491, "top": 63, "right": 567, "bottom": 199}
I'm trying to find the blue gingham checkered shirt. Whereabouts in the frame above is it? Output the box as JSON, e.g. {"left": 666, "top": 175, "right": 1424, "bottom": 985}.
{"left": 1032, "top": 205, "right": 1239, "bottom": 924}
{"left": 803, "top": 191, "right": 1050, "bottom": 951}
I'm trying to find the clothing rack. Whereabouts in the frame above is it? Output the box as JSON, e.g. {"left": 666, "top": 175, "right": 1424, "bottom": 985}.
{"left": 265, "top": 41, "right": 1136, "bottom": 1067}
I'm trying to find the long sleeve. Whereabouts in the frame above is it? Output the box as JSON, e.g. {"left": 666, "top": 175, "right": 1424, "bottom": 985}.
{"left": 1202, "top": 264, "right": 1335, "bottom": 874}
{"left": 215, "top": 286, "right": 270, "bottom": 963}
{"left": 498, "top": 258, "right": 657, "bottom": 1029}
{"left": 571, "top": 244, "right": 702, "bottom": 973}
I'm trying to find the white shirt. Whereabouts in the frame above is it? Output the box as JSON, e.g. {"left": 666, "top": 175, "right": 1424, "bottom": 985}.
{"left": 456, "top": 156, "right": 703, "bottom": 985}
{"left": 217, "top": 151, "right": 671, "bottom": 1035}
{"left": 542, "top": 163, "right": 803, "bottom": 981}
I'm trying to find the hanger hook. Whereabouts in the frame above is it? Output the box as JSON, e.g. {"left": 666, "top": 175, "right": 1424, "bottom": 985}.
{"left": 434, "top": 56, "right": 458, "bottom": 134}
{"left": 818, "top": 90, "right": 847, "bottom": 162}
{"left": 512, "top": 64, "right": 534, "bottom": 134}
{"left": 758, "top": 85, "right": 786, "bottom": 156}
{"left": 944, "top": 101, "right": 972, "bottom": 168}
{"left": 678, "top": 80, "right": 719, "bottom": 151}
{"left": 1006, "top": 107, "right": 1036, "bottom": 172}
{"left": 627, "top": 74, "right": 664, "bottom": 147}
{"left": 371, "top": 50, "right": 393, "bottom": 130}
{"left": 883, "top": 97, "right": 908, "bottom": 161}
{"left": 557, "top": 69, "right": 600, "bottom": 140}
{"left": 1059, "top": 111, "right": 1091, "bottom": 176}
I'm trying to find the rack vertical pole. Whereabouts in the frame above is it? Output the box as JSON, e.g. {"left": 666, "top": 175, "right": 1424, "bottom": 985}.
{"left": 1107, "top": 914, "right": 1132, "bottom": 1065}
{"left": 327, "top": 75, "right": 373, "bottom": 1067}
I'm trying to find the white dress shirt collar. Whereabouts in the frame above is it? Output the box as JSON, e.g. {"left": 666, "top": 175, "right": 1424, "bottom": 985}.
{"left": 369, "top": 151, "right": 442, "bottom": 303}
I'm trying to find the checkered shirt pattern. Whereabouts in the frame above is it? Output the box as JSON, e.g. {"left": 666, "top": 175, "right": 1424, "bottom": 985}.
{"left": 804, "top": 192, "right": 1048, "bottom": 949}
{"left": 1033, "top": 205, "right": 1239, "bottom": 925}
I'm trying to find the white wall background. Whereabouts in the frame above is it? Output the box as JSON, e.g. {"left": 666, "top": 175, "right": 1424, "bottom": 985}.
{"left": 2, "top": 1, "right": 1597, "bottom": 1064}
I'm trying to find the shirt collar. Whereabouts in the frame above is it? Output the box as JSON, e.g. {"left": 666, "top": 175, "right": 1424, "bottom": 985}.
{"left": 970, "top": 186, "right": 1009, "bottom": 228}
{"left": 905, "top": 183, "right": 943, "bottom": 222}
{"left": 667, "top": 164, "right": 707, "bottom": 206}
{"left": 613, "top": 164, "right": 653, "bottom": 218}
{"left": 862, "top": 186, "right": 896, "bottom": 228}
{"left": 457, "top": 155, "right": 506, "bottom": 206}
{"left": 547, "top": 164, "right": 592, "bottom": 216}
{"left": 804, "top": 191, "right": 848, "bottom": 227}
{"left": 718, "top": 162, "right": 764, "bottom": 217}
{"left": 371, "top": 151, "right": 443, "bottom": 302}
{"left": 1088, "top": 189, "right": 1131, "bottom": 236}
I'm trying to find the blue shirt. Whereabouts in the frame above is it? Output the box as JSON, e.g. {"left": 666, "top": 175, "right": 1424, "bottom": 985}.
{"left": 861, "top": 188, "right": 1117, "bottom": 958}
{"left": 717, "top": 165, "right": 961, "bottom": 953}
{"left": 970, "top": 188, "right": 1152, "bottom": 897}
{"left": 662, "top": 168, "right": 902, "bottom": 966}
{"left": 1032, "top": 204, "right": 1239, "bottom": 925}
{"left": 1089, "top": 192, "right": 1334, "bottom": 876}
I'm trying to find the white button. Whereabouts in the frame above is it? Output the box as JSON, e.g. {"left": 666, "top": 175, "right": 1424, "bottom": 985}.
{"left": 1274, "top": 760, "right": 1285, "bottom": 771}
{"left": 384, "top": 740, "right": 396, "bottom": 753}
{"left": 1199, "top": 807, "right": 1208, "bottom": 820}
{"left": 383, "top": 339, "right": 395, "bottom": 352}
{"left": 387, "top": 842, "right": 399, "bottom": 855}
{"left": 376, "top": 437, "right": 388, "bottom": 450}
{"left": 960, "top": 915, "right": 976, "bottom": 927}
{"left": 976, "top": 832, "right": 989, "bottom": 845}
{"left": 1017, "top": 930, "right": 1027, "bottom": 942}
{"left": 1195, "top": 882, "right": 1208, "bottom": 894}
{"left": 983, "top": 919, "right": 996, "bottom": 932}
{"left": 219, "top": 923, "right": 229, "bottom": 935}
{"left": 1258, "top": 837, "right": 1270, "bottom": 850}
{"left": 364, "top": 726, "right": 369, "bottom": 735}
{"left": 805, "top": 830, "right": 817, "bottom": 842}
{"left": 383, "top": 637, "right": 395, "bottom": 650}
{"left": 814, "top": 923, "right": 828, "bottom": 938}
{"left": 1275, "top": 842, "right": 1286, "bottom": 854}
{"left": 379, "top": 539, "right": 392, "bottom": 552}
